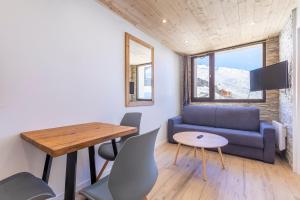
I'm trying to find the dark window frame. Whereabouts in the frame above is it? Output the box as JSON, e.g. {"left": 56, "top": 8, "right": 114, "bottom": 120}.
{"left": 191, "top": 42, "right": 266, "bottom": 103}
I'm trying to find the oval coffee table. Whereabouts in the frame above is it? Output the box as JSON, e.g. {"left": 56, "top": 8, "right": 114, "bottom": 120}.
{"left": 173, "top": 131, "right": 228, "bottom": 181}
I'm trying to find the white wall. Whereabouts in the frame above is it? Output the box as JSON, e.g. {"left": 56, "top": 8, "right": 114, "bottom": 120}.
{"left": 294, "top": 27, "right": 300, "bottom": 174}
{"left": 294, "top": 3, "right": 300, "bottom": 174}
{"left": 0, "top": 0, "right": 181, "bottom": 197}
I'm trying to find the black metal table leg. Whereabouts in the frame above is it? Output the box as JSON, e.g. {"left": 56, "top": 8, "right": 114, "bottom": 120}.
{"left": 42, "top": 154, "right": 53, "bottom": 183}
{"left": 88, "top": 146, "right": 96, "bottom": 184}
{"left": 111, "top": 139, "right": 118, "bottom": 157}
{"left": 64, "top": 151, "right": 77, "bottom": 200}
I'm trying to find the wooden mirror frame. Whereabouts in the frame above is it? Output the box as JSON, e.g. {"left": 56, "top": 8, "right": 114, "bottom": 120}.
{"left": 125, "top": 32, "right": 154, "bottom": 107}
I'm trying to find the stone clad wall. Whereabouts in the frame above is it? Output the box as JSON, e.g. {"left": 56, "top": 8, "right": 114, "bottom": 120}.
{"left": 279, "top": 9, "right": 297, "bottom": 166}
{"left": 129, "top": 65, "right": 137, "bottom": 101}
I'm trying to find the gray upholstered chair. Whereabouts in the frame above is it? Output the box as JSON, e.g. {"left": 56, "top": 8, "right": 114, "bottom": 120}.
{"left": 80, "top": 127, "right": 160, "bottom": 200}
{"left": 0, "top": 172, "right": 55, "bottom": 200}
{"left": 97, "top": 112, "right": 142, "bottom": 180}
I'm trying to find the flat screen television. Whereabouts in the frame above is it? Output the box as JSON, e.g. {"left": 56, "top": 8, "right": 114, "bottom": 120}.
{"left": 250, "top": 61, "right": 289, "bottom": 91}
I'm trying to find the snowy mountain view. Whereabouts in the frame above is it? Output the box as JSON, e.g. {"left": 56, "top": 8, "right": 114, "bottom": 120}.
{"left": 196, "top": 65, "right": 263, "bottom": 99}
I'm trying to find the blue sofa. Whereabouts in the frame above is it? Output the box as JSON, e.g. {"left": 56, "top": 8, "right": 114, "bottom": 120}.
{"left": 168, "top": 105, "right": 276, "bottom": 163}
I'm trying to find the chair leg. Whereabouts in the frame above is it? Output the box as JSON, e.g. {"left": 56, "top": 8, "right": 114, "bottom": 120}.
{"left": 96, "top": 160, "right": 109, "bottom": 181}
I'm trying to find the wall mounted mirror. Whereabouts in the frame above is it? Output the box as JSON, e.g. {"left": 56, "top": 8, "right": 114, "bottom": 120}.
{"left": 125, "top": 32, "right": 154, "bottom": 107}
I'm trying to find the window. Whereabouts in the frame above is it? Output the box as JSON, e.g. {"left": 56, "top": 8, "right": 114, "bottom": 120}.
{"left": 193, "top": 56, "right": 210, "bottom": 98}
{"left": 192, "top": 43, "right": 266, "bottom": 102}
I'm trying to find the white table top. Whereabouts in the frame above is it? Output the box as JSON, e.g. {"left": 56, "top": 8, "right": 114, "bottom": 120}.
{"left": 173, "top": 131, "right": 228, "bottom": 148}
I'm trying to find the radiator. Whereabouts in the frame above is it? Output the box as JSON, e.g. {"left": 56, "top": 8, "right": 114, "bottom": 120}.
{"left": 272, "top": 120, "right": 287, "bottom": 151}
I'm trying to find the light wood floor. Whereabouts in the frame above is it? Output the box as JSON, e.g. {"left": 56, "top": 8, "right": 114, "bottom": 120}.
{"left": 77, "top": 143, "right": 300, "bottom": 200}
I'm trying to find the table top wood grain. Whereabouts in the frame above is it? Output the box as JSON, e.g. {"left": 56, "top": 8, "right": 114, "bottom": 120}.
{"left": 20, "top": 122, "right": 137, "bottom": 157}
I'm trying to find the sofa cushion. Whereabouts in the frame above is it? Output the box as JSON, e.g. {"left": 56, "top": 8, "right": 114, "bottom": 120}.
{"left": 215, "top": 106, "right": 260, "bottom": 131}
{"left": 173, "top": 124, "right": 263, "bottom": 149}
{"left": 173, "top": 124, "right": 216, "bottom": 134}
{"left": 182, "top": 105, "right": 216, "bottom": 127}
{"left": 212, "top": 128, "right": 263, "bottom": 149}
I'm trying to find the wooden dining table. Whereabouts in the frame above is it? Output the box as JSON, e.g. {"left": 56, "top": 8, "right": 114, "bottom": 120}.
{"left": 20, "top": 122, "right": 137, "bottom": 200}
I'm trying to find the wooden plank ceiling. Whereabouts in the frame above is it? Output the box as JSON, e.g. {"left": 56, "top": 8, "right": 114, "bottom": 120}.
{"left": 98, "top": 0, "right": 296, "bottom": 55}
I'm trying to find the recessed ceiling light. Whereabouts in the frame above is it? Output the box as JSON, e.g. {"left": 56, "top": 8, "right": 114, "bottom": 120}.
{"left": 251, "top": 21, "right": 255, "bottom": 25}
{"left": 162, "top": 19, "right": 167, "bottom": 23}
{"left": 184, "top": 40, "right": 189, "bottom": 44}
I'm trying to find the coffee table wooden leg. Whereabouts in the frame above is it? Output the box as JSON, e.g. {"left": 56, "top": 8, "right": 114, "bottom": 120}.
{"left": 173, "top": 143, "right": 181, "bottom": 165}
{"left": 201, "top": 147, "right": 207, "bottom": 181}
{"left": 193, "top": 147, "right": 198, "bottom": 167}
{"left": 218, "top": 147, "right": 225, "bottom": 169}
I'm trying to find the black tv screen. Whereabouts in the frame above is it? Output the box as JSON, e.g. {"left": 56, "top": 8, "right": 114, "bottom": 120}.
{"left": 250, "top": 61, "right": 289, "bottom": 91}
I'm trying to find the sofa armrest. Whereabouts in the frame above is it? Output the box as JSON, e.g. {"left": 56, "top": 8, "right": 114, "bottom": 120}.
{"left": 260, "top": 121, "right": 276, "bottom": 163}
{"left": 168, "top": 116, "right": 182, "bottom": 143}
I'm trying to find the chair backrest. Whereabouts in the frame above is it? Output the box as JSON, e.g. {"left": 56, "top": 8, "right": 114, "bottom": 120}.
{"left": 108, "top": 127, "right": 160, "bottom": 200}
{"left": 120, "top": 112, "right": 142, "bottom": 141}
